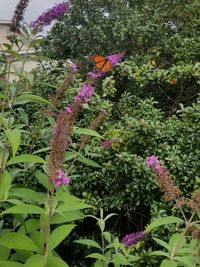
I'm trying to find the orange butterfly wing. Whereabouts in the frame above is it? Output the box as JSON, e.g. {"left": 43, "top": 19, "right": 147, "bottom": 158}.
{"left": 92, "top": 55, "right": 112, "bottom": 73}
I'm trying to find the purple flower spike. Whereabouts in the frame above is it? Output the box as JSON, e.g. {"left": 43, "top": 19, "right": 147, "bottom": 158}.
{"left": 74, "top": 83, "right": 94, "bottom": 103}
{"left": 107, "top": 52, "right": 124, "bottom": 67}
{"left": 121, "top": 231, "right": 145, "bottom": 247}
{"left": 30, "top": 2, "right": 70, "bottom": 29}
{"left": 51, "top": 169, "right": 70, "bottom": 188}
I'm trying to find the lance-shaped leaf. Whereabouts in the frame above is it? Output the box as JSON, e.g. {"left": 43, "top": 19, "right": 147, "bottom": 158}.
{"left": 7, "top": 154, "right": 45, "bottom": 166}
{"left": 0, "top": 232, "right": 40, "bottom": 252}
{"left": 14, "top": 94, "right": 53, "bottom": 106}
{"left": 5, "top": 129, "right": 21, "bottom": 158}
{"left": 146, "top": 216, "right": 184, "bottom": 232}
{"left": 0, "top": 171, "right": 12, "bottom": 200}
{"left": 3, "top": 204, "right": 44, "bottom": 215}
{"left": 48, "top": 224, "right": 76, "bottom": 251}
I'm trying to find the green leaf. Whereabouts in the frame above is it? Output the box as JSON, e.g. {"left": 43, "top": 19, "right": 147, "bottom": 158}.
{"left": 75, "top": 239, "right": 101, "bottom": 249}
{"left": 64, "top": 149, "right": 101, "bottom": 168}
{"left": 9, "top": 188, "right": 45, "bottom": 204}
{"left": 0, "top": 147, "right": 9, "bottom": 168}
{"left": 152, "top": 237, "right": 171, "bottom": 252}
{"left": 64, "top": 151, "right": 77, "bottom": 161}
{"left": 33, "top": 147, "right": 50, "bottom": 154}
{"left": 56, "top": 202, "right": 92, "bottom": 213}
{"left": 94, "top": 260, "right": 103, "bottom": 267}
{"left": 77, "top": 156, "right": 101, "bottom": 168}
{"left": 112, "top": 253, "right": 127, "bottom": 265}
{"left": 146, "top": 216, "right": 184, "bottom": 232}
{"left": 51, "top": 211, "right": 83, "bottom": 224}
{"left": 34, "top": 170, "right": 50, "bottom": 190}
{"left": 103, "top": 232, "right": 112, "bottom": 243}
{"left": 47, "top": 255, "right": 69, "bottom": 267}
{"left": 127, "top": 255, "right": 141, "bottom": 262}
{"left": 0, "top": 232, "right": 39, "bottom": 252}
{"left": 0, "top": 261, "right": 24, "bottom": 267}
{"left": 104, "top": 213, "right": 117, "bottom": 221}
{"left": 177, "top": 248, "right": 197, "bottom": 255}
{"left": 0, "top": 171, "right": 12, "bottom": 200}
{"left": 3, "top": 204, "right": 44, "bottom": 214}
{"left": 29, "top": 231, "right": 44, "bottom": 251}
{"left": 0, "top": 245, "right": 10, "bottom": 260}
{"left": 14, "top": 94, "right": 53, "bottom": 106}
{"left": 149, "top": 251, "right": 170, "bottom": 258}
{"left": 7, "top": 154, "right": 45, "bottom": 166}
{"left": 24, "top": 254, "right": 46, "bottom": 267}
{"left": 160, "top": 259, "right": 177, "bottom": 267}
{"left": 174, "top": 256, "right": 195, "bottom": 267}
{"left": 5, "top": 129, "right": 21, "bottom": 158}
{"left": 48, "top": 224, "right": 75, "bottom": 251}
{"left": 113, "top": 237, "right": 120, "bottom": 251}
{"left": 169, "top": 234, "right": 185, "bottom": 251}
{"left": 18, "top": 219, "right": 40, "bottom": 234}
{"left": 18, "top": 109, "right": 29, "bottom": 124}
{"left": 73, "top": 127, "right": 103, "bottom": 139}
{"left": 86, "top": 253, "right": 107, "bottom": 261}
{"left": 56, "top": 188, "right": 82, "bottom": 203}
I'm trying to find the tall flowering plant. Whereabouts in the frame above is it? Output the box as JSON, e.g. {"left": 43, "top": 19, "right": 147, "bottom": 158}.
{"left": 0, "top": 1, "right": 124, "bottom": 266}
{"left": 145, "top": 155, "right": 200, "bottom": 266}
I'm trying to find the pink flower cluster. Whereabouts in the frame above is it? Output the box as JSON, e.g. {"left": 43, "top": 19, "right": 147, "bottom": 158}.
{"left": 74, "top": 83, "right": 94, "bottom": 103}
{"left": 30, "top": 2, "right": 70, "bottom": 28}
{"left": 146, "top": 155, "right": 165, "bottom": 174}
{"left": 87, "top": 70, "right": 102, "bottom": 79}
{"left": 51, "top": 169, "right": 70, "bottom": 188}
{"left": 107, "top": 52, "right": 125, "bottom": 67}
{"left": 68, "top": 62, "right": 78, "bottom": 73}
{"left": 65, "top": 106, "right": 72, "bottom": 113}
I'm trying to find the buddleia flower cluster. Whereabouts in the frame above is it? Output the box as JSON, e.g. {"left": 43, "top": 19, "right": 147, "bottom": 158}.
{"left": 146, "top": 155, "right": 180, "bottom": 201}
{"left": 121, "top": 231, "right": 146, "bottom": 247}
{"left": 30, "top": 2, "right": 70, "bottom": 29}
{"left": 10, "top": 0, "right": 30, "bottom": 32}
{"left": 49, "top": 53, "right": 124, "bottom": 187}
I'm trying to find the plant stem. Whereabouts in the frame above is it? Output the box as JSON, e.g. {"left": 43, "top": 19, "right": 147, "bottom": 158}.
{"left": 43, "top": 185, "right": 55, "bottom": 266}
{"left": 170, "top": 210, "right": 197, "bottom": 259}
{"left": 0, "top": 44, "right": 29, "bottom": 173}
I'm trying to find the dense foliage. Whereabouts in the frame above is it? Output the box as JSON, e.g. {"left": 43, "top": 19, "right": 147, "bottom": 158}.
{"left": 42, "top": 0, "right": 200, "bottom": 112}
{"left": 0, "top": 0, "right": 200, "bottom": 266}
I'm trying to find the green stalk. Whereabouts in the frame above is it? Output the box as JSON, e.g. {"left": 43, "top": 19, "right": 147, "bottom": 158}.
{"left": 0, "top": 43, "right": 29, "bottom": 173}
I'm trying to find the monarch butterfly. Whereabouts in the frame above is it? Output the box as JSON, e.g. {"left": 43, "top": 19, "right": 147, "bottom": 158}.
{"left": 92, "top": 54, "right": 113, "bottom": 73}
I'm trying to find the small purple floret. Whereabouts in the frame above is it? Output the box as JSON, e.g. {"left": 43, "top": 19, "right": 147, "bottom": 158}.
{"left": 69, "top": 62, "right": 78, "bottom": 73}
{"left": 51, "top": 169, "right": 70, "bottom": 187}
{"left": 74, "top": 83, "right": 94, "bottom": 103}
{"left": 65, "top": 106, "right": 72, "bottom": 113}
{"left": 121, "top": 231, "right": 145, "bottom": 247}
{"left": 87, "top": 70, "right": 103, "bottom": 79}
